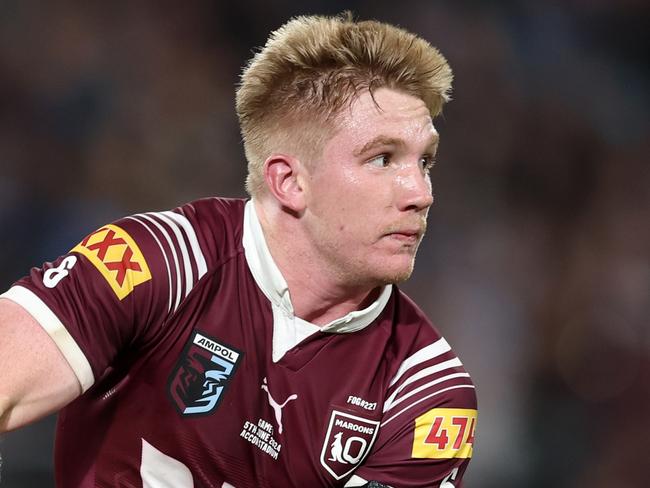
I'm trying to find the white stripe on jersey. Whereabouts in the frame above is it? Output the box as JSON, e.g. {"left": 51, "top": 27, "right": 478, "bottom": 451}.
{"left": 381, "top": 384, "right": 476, "bottom": 428}
{"left": 154, "top": 212, "right": 195, "bottom": 298}
{"left": 134, "top": 213, "right": 184, "bottom": 312}
{"left": 131, "top": 211, "right": 208, "bottom": 314}
{"left": 343, "top": 475, "right": 369, "bottom": 487}
{"left": 388, "top": 338, "right": 451, "bottom": 388}
{"left": 141, "top": 438, "right": 194, "bottom": 487}
{"left": 386, "top": 357, "right": 462, "bottom": 408}
{"left": 160, "top": 211, "right": 207, "bottom": 280}
{"left": 127, "top": 216, "right": 174, "bottom": 313}
{"left": 383, "top": 372, "right": 471, "bottom": 413}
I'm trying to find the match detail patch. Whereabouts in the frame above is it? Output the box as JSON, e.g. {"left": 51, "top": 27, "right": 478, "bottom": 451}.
{"left": 72, "top": 224, "right": 151, "bottom": 300}
{"left": 412, "top": 408, "right": 476, "bottom": 459}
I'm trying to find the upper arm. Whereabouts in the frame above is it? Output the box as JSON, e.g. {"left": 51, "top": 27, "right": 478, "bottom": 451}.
{"left": 0, "top": 216, "right": 174, "bottom": 431}
{"left": 0, "top": 200, "right": 228, "bottom": 431}
{"left": 353, "top": 336, "right": 478, "bottom": 488}
{"left": 0, "top": 297, "right": 81, "bottom": 432}
{"left": 352, "top": 407, "right": 477, "bottom": 488}
{"left": 0, "top": 204, "right": 218, "bottom": 432}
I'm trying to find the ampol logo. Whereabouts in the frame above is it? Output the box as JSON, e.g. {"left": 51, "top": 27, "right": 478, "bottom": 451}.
{"left": 320, "top": 410, "right": 380, "bottom": 480}
{"left": 168, "top": 331, "right": 242, "bottom": 416}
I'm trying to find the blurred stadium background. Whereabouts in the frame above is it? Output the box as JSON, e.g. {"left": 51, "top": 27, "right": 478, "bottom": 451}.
{"left": 0, "top": 1, "right": 648, "bottom": 487}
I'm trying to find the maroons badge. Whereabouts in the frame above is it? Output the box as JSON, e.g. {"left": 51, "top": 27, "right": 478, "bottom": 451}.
{"left": 320, "top": 410, "right": 380, "bottom": 480}
{"left": 168, "top": 330, "right": 242, "bottom": 416}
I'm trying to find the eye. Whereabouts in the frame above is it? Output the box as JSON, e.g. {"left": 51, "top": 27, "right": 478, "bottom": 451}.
{"left": 420, "top": 155, "right": 436, "bottom": 171}
{"left": 367, "top": 154, "right": 390, "bottom": 168}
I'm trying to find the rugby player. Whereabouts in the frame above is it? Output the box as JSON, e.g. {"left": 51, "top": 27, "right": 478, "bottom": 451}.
{"left": 0, "top": 13, "right": 477, "bottom": 487}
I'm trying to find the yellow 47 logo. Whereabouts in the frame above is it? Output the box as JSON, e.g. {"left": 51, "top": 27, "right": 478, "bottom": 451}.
{"left": 412, "top": 408, "right": 477, "bottom": 459}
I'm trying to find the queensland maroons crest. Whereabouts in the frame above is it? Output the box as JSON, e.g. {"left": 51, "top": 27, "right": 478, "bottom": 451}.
{"left": 320, "top": 410, "right": 380, "bottom": 480}
{"left": 168, "top": 330, "right": 243, "bottom": 416}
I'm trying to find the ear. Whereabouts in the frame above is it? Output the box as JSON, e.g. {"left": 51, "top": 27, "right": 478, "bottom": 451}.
{"left": 263, "top": 153, "right": 307, "bottom": 212}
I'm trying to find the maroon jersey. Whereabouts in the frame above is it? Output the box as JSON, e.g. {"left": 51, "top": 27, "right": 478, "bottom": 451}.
{"left": 2, "top": 198, "right": 477, "bottom": 488}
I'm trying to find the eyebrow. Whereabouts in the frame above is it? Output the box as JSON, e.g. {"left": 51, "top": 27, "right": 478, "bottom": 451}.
{"left": 352, "top": 134, "right": 439, "bottom": 157}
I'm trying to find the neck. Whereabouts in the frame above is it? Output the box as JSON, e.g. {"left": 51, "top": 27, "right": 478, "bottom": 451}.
{"left": 254, "top": 199, "right": 379, "bottom": 326}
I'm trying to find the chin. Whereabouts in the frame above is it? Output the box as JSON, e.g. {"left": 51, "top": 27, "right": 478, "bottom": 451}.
{"left": 344, "top": 255, "right": 415, "bottom": 287}
{"left": 385, "top": 269, "right": 414, "bottom": 284}
{"left": 374, "top": 261, "right": 415, "bottom": 285}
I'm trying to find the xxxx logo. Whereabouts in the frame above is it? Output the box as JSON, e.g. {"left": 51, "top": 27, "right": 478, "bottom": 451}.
{"left": 72, "top": 224, "right": 151, "bottom": 299}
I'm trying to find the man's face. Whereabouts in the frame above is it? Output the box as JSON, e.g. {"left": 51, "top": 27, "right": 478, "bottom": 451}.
{"left": 301, "top": 88, "right": 437, "bottom": 288}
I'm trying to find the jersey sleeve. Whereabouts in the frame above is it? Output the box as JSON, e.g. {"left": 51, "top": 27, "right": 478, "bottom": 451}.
{"left": 353, "top": 337, "right": 478, "bottom": 488}
{"left": 1, "top": 206, "right": 214, "bottom": 392}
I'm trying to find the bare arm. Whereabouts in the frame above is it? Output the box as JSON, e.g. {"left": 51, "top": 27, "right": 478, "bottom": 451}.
{"left": 0, "top": 297, "right": 81, "bottom": 433}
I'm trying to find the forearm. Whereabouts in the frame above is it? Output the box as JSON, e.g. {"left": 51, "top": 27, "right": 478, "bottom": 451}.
{"left": 0, "top": 298, "right": 81, "bottom": 433}
{"left": 0, "top": 379, "right": 80, "bottom": 433}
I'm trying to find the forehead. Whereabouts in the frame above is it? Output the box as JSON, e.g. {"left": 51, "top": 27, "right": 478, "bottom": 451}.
{"left": 332, "top": 88, "right": 438, "bottom": 148}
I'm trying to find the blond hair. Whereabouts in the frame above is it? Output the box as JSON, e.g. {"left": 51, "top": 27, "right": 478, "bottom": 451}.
{"left": 236, "top": 12, "right": 453, "bottom": 196}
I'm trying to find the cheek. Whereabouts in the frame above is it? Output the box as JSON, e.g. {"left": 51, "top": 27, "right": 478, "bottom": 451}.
{"left": 340, "top": 165, "right": 363, "bottom": 186}
{"left": 344, "top": 211, "right": 378, "bottom": 243}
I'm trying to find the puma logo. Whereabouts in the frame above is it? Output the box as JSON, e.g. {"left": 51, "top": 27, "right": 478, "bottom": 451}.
{"left": 261, "top": 377, "right": 298, "bottom": 434}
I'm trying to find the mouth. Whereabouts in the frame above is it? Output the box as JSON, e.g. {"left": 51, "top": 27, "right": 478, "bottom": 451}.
{"left": 382, "top": 218, "right": 427, "bottom": 246}
{"left": 384, "top": 229, "right": 423, "bottom": 244}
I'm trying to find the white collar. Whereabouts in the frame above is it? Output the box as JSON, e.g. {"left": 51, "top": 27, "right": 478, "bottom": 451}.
{"left": 242, "top": 200, "right": 392, "bottom": 361}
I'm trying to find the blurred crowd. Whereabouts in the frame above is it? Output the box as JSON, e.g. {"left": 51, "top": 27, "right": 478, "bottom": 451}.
{"left": 1, "top": 1, "right": 648, "bottom": 487}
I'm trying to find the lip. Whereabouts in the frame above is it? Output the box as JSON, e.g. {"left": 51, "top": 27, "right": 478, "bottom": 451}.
{"left": 385, "top": 231, "right": 421, "bottom": 243}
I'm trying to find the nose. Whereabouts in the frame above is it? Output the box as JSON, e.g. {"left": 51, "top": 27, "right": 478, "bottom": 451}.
{"left": 395, "top": 163, "right": 434, "bottom": 212}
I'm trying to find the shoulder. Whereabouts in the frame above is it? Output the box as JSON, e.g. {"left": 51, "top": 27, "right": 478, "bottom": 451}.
{"left": 173, "top": 196, "right": 246, "bottom": 231}
{"left": 351, "top": 289, "right": 477, "bottom": 485}
{"left": 62, "top": 197, "right": 248, "bottom": 316}
{"left": 173, "top": 197, "right": 246, "bottom": 257}
{"left": 381, "top": 287, "right": 446, "bottom": 355}
{"left": 115, "top": 197, "right": 247, "bottom": 270}
{"left": 381, "top": 287, "right": 477, "bottom": 411}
